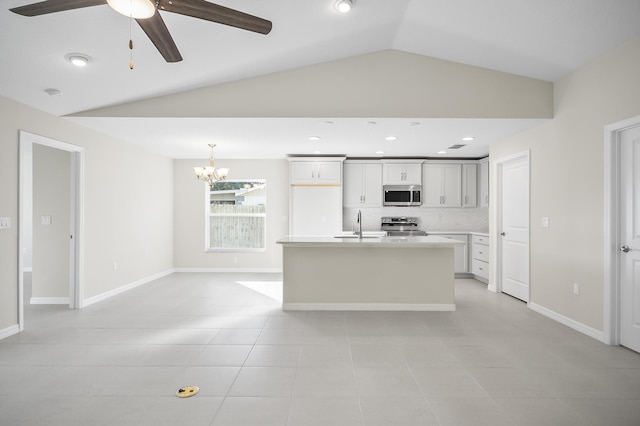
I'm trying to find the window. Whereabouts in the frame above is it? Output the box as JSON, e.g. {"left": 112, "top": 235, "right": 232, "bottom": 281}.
{"left": 205, "top": 180, "right": 266, "bottom": 251}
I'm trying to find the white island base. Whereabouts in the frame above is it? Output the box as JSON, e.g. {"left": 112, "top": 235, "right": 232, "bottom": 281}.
{"left": 277, "top": 236, "right": 460, "bottom": 311}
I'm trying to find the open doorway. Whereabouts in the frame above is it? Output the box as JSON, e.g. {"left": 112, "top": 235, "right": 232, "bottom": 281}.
{"left": 18, "top": 131, "right": 84, "bottom": 331}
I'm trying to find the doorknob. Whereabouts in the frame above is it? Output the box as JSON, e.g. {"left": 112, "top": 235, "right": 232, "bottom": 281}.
{"left": 500, "top": 232, "right": 506, "bottom": 236}
{"left": 620, "top": 245, "right": 631, "bottom": 253}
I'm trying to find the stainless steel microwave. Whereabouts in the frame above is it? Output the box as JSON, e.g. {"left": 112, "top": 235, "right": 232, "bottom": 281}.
{"left": 383, "top": 185, "right": 422, "bottom": 206}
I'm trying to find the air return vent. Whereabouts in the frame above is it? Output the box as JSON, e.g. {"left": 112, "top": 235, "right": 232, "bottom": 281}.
{"left": 447, "top": 144, "right": 466, "bottom": 150}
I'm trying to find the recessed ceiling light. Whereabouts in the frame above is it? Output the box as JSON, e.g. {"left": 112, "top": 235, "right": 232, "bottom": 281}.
{"left": 438, "top": 151, "right": 447, "bottom": 155}
{"left": 367, "top": 121, "right": 377, "bottom": 125}
{"left": 461, "top": 136, "right": 475, "bottom": 141}
{"left": 308, "top": 136, "right": 321, "bottom": 141}
{"left": 409, "top": 122, "right": 420, "bottom": 126}
{"left": 335, "top": 0, "right": 352, "bottom": 13}
{"left": 65, "top": 53, "right": 92, "bottom": 67}
{"left": 376, "top": 150, "right": 384, "bottom": 155}
{"left": 313, "top": 151, "right": 322, "bottom": 154}
{"left": 323, "top": 121, "right": 334, "bottom": 125}
{"left": 385, "top": 136, "right": 397, "bottom": 141}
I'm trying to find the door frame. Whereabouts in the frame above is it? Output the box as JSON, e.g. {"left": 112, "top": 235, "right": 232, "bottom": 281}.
{"left": 491, "top": 150, "right": 530, "bottom": 299}
{"left": 603, "top": 114, "right": 640, "bottom": 346}
{"left": 18, "top": 131, "right": 85, "bottom": 330}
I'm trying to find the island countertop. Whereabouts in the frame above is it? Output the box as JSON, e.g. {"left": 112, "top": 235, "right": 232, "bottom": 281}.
{"left": 276, "top": 235, "right": 465, "bottom": 248}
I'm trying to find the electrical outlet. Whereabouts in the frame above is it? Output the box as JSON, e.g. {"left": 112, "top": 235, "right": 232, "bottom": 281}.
{"left": 573, "top": 283, "right": 580, "bottom": 296}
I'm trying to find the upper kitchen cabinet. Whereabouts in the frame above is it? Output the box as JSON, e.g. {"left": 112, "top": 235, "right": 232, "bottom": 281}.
{"left": 290, "top": 159, "right": 342, "bottom": 185}
{"left": 462, "top": 163, "right": 477, "bottom": 208}
{"left": 344, "top": 162, "right": 383, "bottom": 207}
{"left": 382, "top": 161, "right": 422, "bottom": 185}
{"left": 479, "top": 158, "right": 489, "bottom": 207}
{"left": 422, "top": 163, "right": 462, "bottom": 207}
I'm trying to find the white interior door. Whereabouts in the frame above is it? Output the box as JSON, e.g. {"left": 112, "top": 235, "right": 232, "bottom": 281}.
{"left": 498, "top": 153, "right": 530, "bottom": 302}
{"left": 620, "top": 125, "right": 640, "bottom": 352}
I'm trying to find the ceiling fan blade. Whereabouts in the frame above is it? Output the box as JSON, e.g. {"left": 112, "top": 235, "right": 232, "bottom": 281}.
{"left": 10, "top": 0, "right": 105, "bottom": 16}
{"left": 159, "top": 0, "right": 272, "bottom": 35}
{"left": 136, "top": 11, "right": 183, "bottom": 63}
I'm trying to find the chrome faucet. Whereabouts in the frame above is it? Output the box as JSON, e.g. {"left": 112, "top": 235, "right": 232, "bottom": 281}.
{"left": 355, "top": 210, "right": 363, "bottom": 239}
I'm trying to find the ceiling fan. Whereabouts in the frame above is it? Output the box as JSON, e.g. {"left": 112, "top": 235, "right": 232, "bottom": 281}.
{"left": 10, "top": 0, "right": 273, "bottom": 63}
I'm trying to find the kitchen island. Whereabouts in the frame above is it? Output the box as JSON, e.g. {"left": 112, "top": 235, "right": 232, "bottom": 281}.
{"left": 276, "top": 235, "right": 464, "bottom": 311}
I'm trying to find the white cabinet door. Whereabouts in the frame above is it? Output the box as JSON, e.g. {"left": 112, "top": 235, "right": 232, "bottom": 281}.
{"left": 383, "top": 163, "right": 422, "bottom": 185}
{"left": 422, "top": 164, "right": 443, "bottom": 207}
{"left": 344, "top": 163, "right": 382, "bottom": 207}
{"left": 462, "top": 163, "right": 477, "bottom": 208}
{"left": 362, "top": 163, "right": 382, "bottom": 206}
{"left": 403, "top": 164, "right": 422, "bottom": 185}
{"left": 316, "top": 162, "right": 342, "bottom": 184}
{"left": 290, "top": 162, "right": 316, "bottom": 184}
{"left": 422, "top": 164, "right": 461, "bottom": 207}
{"left": 291, "top": 161, "right": 341, "bottom": 184}
{"left": 343, "top": 163, "right": 364, "bottom": 206}
{"left": 442, "top": 164, "right": 462, "bottom": 207}
{"left": 479, "top": 159, "right": 489, "bottom": 208}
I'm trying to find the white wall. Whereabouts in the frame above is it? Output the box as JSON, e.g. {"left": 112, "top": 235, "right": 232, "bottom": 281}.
{"left": 173, "top": 158, "right": 289, "bottom": 271}
{"left": 74, "top": 50, "right": 553, "bottom": 120}
{"left": 0, "top": 96, "right": 174, "bottom": 333}
{"left": 490, "top": 34, "right": 640, "bottom": 332}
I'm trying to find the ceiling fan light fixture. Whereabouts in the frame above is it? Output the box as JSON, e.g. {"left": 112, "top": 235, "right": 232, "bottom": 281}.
{"left": 335, "top": 0, "right": 353, "bottom": 13}
{"left": 107, "top": 0, "right": 156, "bottom": 19}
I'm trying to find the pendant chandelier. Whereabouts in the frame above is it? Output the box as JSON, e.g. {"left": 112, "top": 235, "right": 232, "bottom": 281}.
{"left": 194, "top": 144, "right": 229, "bottom": 186}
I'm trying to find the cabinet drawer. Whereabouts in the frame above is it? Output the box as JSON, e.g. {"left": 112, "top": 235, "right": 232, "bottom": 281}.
{"left": 472, "top": 244, "right": 489, "bottom": 262}
{"left": 472, "top": 234, "right": 489, "bottom": 245}
{"left": 472, "top": 259, "right": 489, "bottom": 279}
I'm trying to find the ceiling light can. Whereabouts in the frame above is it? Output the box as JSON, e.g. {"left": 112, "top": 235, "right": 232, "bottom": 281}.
{"left": 65, "top": 53, "right": 92, "bottom": 67}
{"left": 335, "top": 0, "right": 353, "bottom": 13}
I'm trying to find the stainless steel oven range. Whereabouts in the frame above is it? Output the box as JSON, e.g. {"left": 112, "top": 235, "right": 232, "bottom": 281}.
{"left": 380, "top": 216, "right": 427, "bottom": 237}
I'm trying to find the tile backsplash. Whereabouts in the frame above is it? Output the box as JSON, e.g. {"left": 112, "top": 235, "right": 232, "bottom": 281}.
{"left": 343, "top": 206, "right": 488, "bottom": 233}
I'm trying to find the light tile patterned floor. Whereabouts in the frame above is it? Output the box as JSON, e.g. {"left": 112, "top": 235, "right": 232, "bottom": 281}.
{"left": 1, "top": 273, "right": 639, "bottom": 425}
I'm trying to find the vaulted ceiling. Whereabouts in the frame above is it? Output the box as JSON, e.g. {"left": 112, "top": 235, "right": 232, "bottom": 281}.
{"left": 3, "top": 0, "right": 640, "bottom": 159}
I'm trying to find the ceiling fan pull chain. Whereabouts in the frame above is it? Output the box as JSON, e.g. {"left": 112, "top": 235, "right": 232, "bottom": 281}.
{"left": 129, "top": 13, "right": 134, "bottom": 70}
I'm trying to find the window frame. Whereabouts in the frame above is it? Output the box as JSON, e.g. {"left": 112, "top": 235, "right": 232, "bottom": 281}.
{"left": 204, "top": 179, "right": 267, "bottom": 253}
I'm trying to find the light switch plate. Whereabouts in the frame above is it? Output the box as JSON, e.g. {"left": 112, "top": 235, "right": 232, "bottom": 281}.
{"left": 542, "top": 217, "right": 550, "bottom": 227}
{"left": 41, "top": 215, "right": 51, "bottom": 225}
{"left": 0, "top": 217, "right": 11, "bottom": 229}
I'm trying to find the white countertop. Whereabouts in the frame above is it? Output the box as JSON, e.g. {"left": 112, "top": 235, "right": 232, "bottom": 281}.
{"left": 277, "top": 235, "right": 465, "bottom": 248}
{"left": 428, "top": 231, "right": 489, "bottom": 237}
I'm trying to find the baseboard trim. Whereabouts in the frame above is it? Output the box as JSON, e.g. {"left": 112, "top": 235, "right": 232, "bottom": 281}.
{"left": 30, "top": 297, "right": 69, "bottom": 305}
{"left": 529, "top": 302, "right": 605, "bottom": 343}
{"left": 82, "top": 269, "right": 174, "bottom": 308}
{"left": 174, "top": 268, "right": 282, "bottom": 273}
{"left": 0, "top": 324, "right": 20, "bottom": 340}
{"left": 283, "top": 303, "right": 456, "bottom": 311}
